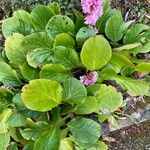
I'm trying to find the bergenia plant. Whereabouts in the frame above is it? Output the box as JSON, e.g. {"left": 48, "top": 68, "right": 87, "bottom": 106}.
{"left": 0, "top": 0, "right": 150, "bottom": 149}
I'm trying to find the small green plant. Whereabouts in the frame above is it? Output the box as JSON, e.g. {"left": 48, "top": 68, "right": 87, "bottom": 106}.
{"left": 0, "top": 0, "right": 150, "bottom": 149}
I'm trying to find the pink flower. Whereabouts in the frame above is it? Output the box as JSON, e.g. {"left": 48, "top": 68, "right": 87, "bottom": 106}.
{"left": 80, "top": 71, "right": 98, "bottom": 86}
{"left": 81, "top": 0, "right": 103, "bottom": 26}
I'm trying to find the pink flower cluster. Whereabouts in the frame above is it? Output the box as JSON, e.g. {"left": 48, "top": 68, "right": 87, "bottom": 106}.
{"left": 80, "top": 71, "right": 98, "bottom": 86}
{"left": 81, "top": 0, "right": 103, "bottom": 26}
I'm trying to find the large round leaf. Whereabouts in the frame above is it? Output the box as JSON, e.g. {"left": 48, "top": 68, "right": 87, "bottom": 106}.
{"left": 34, "top": 128, "right": 60, "bottom": 150}
{"left": 31, "top": 5, "right": 55, "bottom": 31}
{"left": 54, "top": 33, "right": 75, "bottom": 48}
{"left": 0, "top": 62, "right": 21, "bottom": 87}
{"left": 68, "top": 117, "right": 101, "bottom": 144}
{"left": 96, "top": 84, "right": 123, "bottom": 113}
{"left": 81, "top": 35, "right": 112, "bottom": 70}
{"left": 53, "top": 46, "right": 79, "bottom": 69}
{"left": 46, "top": 15, "right": 75, "bottom": 37}
{"left": 105, "top": 15, "right": 124, "bottom": 42}
{"left": 76, "top": 27, "right": 96, "bottom": 47}
{"left": 40, "top": 64, "right": 69, "bottom": 82}
{"left": 22, "top": 79, "right": 62, "bottom": 112}
{"left": 21, "top": 32, "right": 54, "bottom": 52}
{"left": 75, "top": 96, "right": 98, "bottom": 114}
{"left": 2, "top": 16, "right": 32, "bottom": 38}
{"left": 5, "top": 33, "right": 25, "bottom": 66}
{"left": 27, "top": 48, "right": 53, "bottom": 68}
{"left": 63, "top": 78, "right": 87, "bottom": 105}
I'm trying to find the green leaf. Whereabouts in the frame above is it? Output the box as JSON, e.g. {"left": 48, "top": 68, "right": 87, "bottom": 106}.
{"left": 21, "top": 62, "right": 39, "bottom": 80}
{"left": 22, "top": 142, "right": 34, "bottom": 150}
{"left": 6, "top": 113, "right": 27, "bottom": 127}
{"left": 96, "top": 84, "right": 123, "bottom": 113}
{"left": 105, "top": 15, "right": 124, "bottom": 42}
{"left": 34, "top": 128, "right": 60, "bottom": 150}
{"left": 113, "top": 43, "right": 141, "bottom": 51}
{"left": 0, "top": 123, "right": 8, "bottom": 134}
{"left": 2, "top": 17, "right": 32, "bottom": 38}
{"left": 20, "top": 121, "right": 49, "bottom": 141}
{"left": 87, "top": 141, "right": 108, "bottom": 150}
{"left": 140, "top": 42, "right": 150, "bottom": 53}
{"left": 0, "top": 132, "right": 10, "bottom": 150}
{"left": 73, "top": 10, "right": 84, "bottom": 32}
{"left": 81, "top": 35, "right": 112, "bottom": 70}
{"left": 109, "top": 52, "right": 135, "bottom": 73}
{"left": 96, "top": 1, "right": 122, "bottom": 33}
{"left": 115, "top": 76, "right": 149, "bottom": 96}
{"left": 0, "top": 88, "right": 13, "bottom": 109}
{"left": 40, "top": 64, "right": 69, "bottom": 82}
{"left": 76, "top": 27, "right": 96, "bottom": 47}
{"left": 0, "top": 108, "right": 12, "bottom": 122}
{"left": 123, "top": 24, "right": 149, "bottom": 44}
{"left": 59, "top": 138, "right": 74, "bottom": 150}
{"left": 49, "top": 2, "right": 61, "bottom": 15}
{"left": 75, "top": 96, "right": 98, "bottom": 114}
{"left": 63, "top": 78, "right": 87, "bottom": 105}
{"left": 136, "top": 62, "right": 150, "bottom": 73}
{"left": 100, "top": 69, "right": 149, "bottom": 96}
{"left": 53, "top": 46, "right": 79, "bottom": 69}
{"left": 21, "top": 32, "right": 53, "bottom": 52}
{"left": 68, "top": 117, "right": 101, "bottom": 144}
{"left": 54, "top": 33, "right": 75, "bottom": 48}
{"left": 0, "top": 62, "right": 21, "bottom": 86}
{"left": 22, "top": 79, "right": 62, "bottom": 112}
{"left": 27, "top": 48, "right": 53, "bottom": 68}
{"left": 13, "top": 10, "right": 33, "bottom": 29}
{"left": 46, "top": 15, "right": 75, "bottom": 37}
{"left": 5, "top": 33, "right": 25, "bottom": 66}
{"left": 31, "top": 5, "right": 55, "bottom": 31}
{"left": 7, "top": 142, "right": 18, "bottom": 150}
{"left": 108, "top": 115, "right": 119, "bottom": 129}
{"left": 13, "top": 93, "right": 40, "bottom": 118}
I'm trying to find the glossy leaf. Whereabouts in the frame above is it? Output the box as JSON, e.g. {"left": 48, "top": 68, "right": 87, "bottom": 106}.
{"left": 0, "top": 88, "right": 13, "bottom": 109}
{"left": 6, "top": 113, "right": 27, "bottom": 127}
{"left": 96, "top": 84, "right": 123, "bottom": 113}
{"left": 115, "top": 76, "right": 149, "bottom": 96}
{"left": 0, "top": 132, "right": 10, "bottom": 150}
{"left": 31, "top": 5, "right": 55, "bottom": 31}
{"left": 105, "top": 15, "right": 124, "bottom": 42}
{"left": 81, "top": 35, "right": 112, "bottom": 70}
{"left": 22, "top": 79, "right": 62, "bottom": 112}
{"left": 0, "top": 62, "right": 21, "bottom": 86}
{"left": 46, "top": 15, "right": 75, "bottom": 37}
{"left": 113, "top": 43, "right": 141, "bottom": 51}
{"left": 5, "top": 33, "right": 25, "bottom": 66}
{"left": 53, "top": 46, "right": 79, "bottom": 69}
{"left": 21, "top": 32, "right": 53, "bottom": 52}
{"left": 49, "top": 2, "right": 61, "bottom": 15}
{"left": 63, "top": 78, "right": 87, "bottom": 105}
{"left": 76, "top": 27, "right": 96, "bottom": 47}
{"left": 21, "top": 62, "right": 39, "bottom": 80}
{"left": 68, "top": 117, "right": 101, "bottom": 144}
{"left": 59, "top": 138, "right": 74, "bottom": 150}
{"left": 2, "top": 17, "right": 31, "bottom": 38}
{"left": 40, "top": 64, "right": 69, "bottom": 82}
{"left": 75, "top": 96, "right": 98, "bottom": 114}
{"left": 34, "top": 128, "right": 60, "bottom": 150}
{"left": 109, "top": 52, "right": 135, "bottom": 73}
{"left": 123, "top": 24, "right": 149, "bottom": 44}
{"left": 54, "top": 33, "right": 75, "bottom": 48}
{"left": 20, "top": 121, "right": 49, "bottom": 141}
{"left": 136, "top": 62, "right": 150, "bottom": 73}
{"left": 27, "top": 48, "right": 53, "bottom": 68}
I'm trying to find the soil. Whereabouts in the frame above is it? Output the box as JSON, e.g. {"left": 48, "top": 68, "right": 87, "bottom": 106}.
{"left": 107, "top": 121, "right": 150, "bottom": 150}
